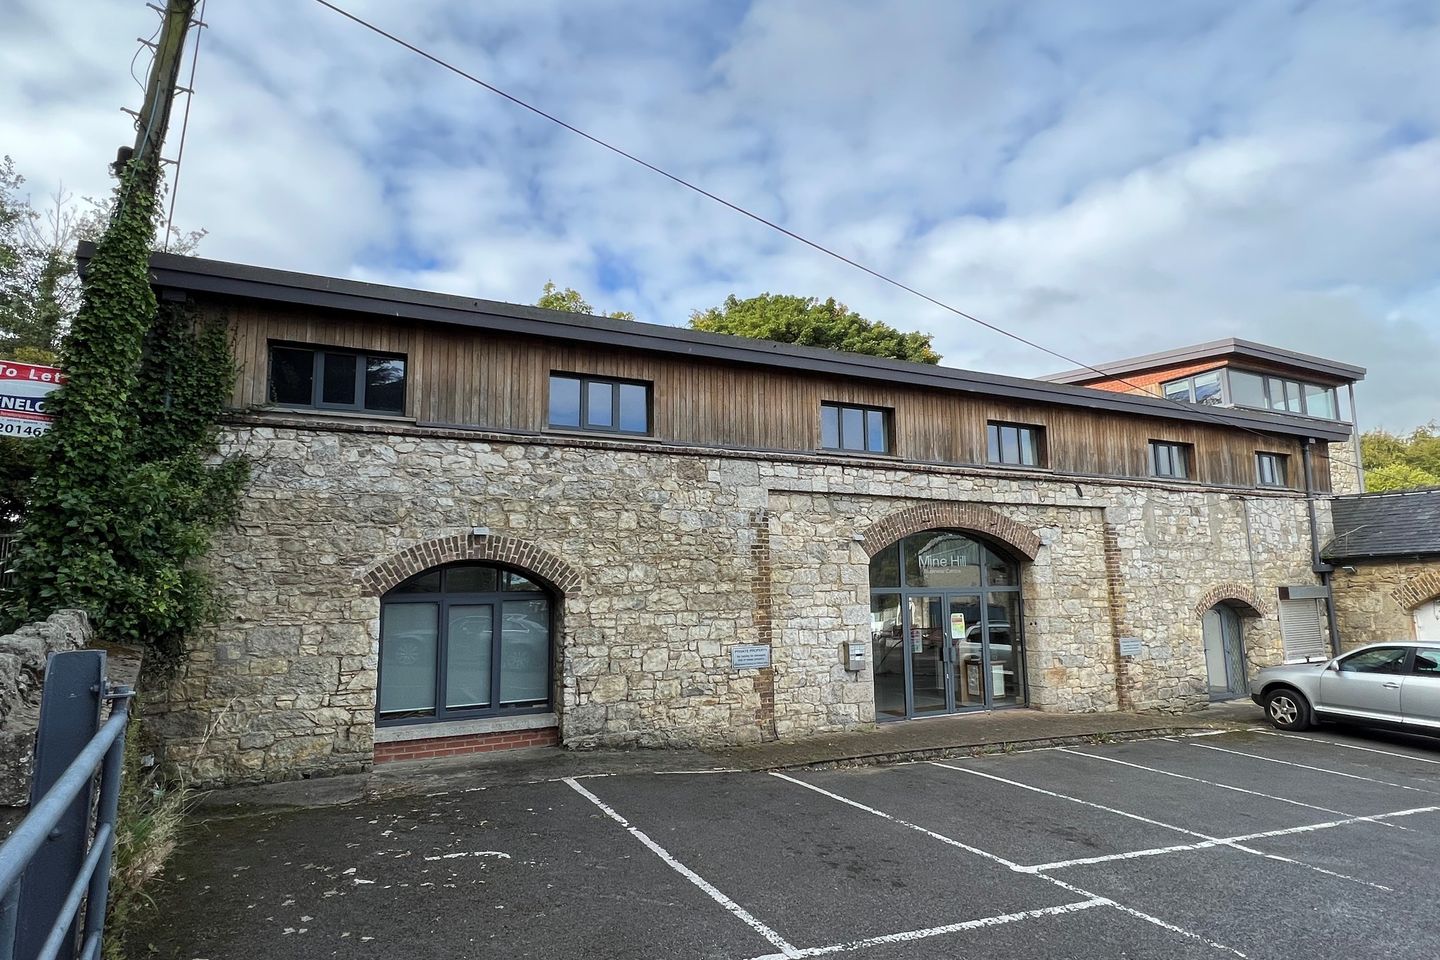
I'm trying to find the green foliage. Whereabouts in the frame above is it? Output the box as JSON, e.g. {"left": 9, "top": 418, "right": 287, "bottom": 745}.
{"left": 689, "top": 293, "right": 942, "bottom": 364}
{"left": 536, "top": 280, "right": 635, "bottom": 320}
{"left": 1, "top": 158, "right": 246, "bottom": 670}
{"left": 1361, "top": 425, "right": 1440, "bottom": 492}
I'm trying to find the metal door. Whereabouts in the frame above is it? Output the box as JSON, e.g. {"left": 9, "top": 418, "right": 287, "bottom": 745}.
{"left": 1202, "top": 605, "right": 1248, "bottom": 699}
{"left": 1403, "top": 646, "right": 1440, "bottom": 726}
{"left": 1318, "top": 646, "right": 1408, "bottom": 721}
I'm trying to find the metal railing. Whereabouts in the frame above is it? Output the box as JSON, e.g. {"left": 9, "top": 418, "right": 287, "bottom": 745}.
{"left": 0, "top": 651, "right": 133, "bottom": 960}
{"left": 0, "top": 535, "right": 15, "bottom": 591}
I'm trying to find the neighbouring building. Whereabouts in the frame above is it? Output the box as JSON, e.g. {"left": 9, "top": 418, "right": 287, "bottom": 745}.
{"left": 1326, "top": 489, "right": 1440, "bottom": 649}
{"left": 1043, "top": 338, "right": 1367, "bottom": 495}
{"left": 117, "top": 250, "right": 1363, "bottom": 786}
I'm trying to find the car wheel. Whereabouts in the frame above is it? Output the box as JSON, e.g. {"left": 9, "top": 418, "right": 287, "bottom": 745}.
{"left": 1264, "top": 687, "right": 1311, "bottom": 731}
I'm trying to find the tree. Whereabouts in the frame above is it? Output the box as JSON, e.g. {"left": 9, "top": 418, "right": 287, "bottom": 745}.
{"left": 536, "top": 281, "right": 634, "bottom": 320}
{"left": 1361, "top": 425, "right": 1440, "bottom": 492}
{"left": 689, "top": 293, "right": 941, "bottom": 364}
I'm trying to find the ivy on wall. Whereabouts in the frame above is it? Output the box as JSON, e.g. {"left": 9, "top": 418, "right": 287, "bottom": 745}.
{"left": 1, "top": 158, "right": 247, "bottom": 671}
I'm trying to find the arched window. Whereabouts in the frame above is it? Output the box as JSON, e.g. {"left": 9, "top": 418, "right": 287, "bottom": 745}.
{"left": 379, "top": 562, "right": 553, "bottom": 725}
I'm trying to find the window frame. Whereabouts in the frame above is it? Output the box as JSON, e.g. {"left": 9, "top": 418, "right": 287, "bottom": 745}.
{"left": 1160, "top": 368, "right": 1342, "bottom": 421}
{"left": 1255, "top": 451, "right": 1290, "bottom": 488}
{"left": 1411, "top": 647, "right": 1440, "bottom": 677}
{"left": 985, "top": 420, "right": 1045, "bottom": 468}
{"left": 377, "top": 563, "right": 555, "bottom": 727}
{"left": 546, "top": 372, "right": 653, "bottom": 436}
{"left": 1148, "top": 440, "right": 1193, "bottom": 480}
{"left": 267, "top": 342, "right": 408, "bottom": 415}
{"left": 1336, "top": 646, "right": 1411, "bottom": 675}
{"left": 820, "top": 401, "right": 893, "bottom": 455}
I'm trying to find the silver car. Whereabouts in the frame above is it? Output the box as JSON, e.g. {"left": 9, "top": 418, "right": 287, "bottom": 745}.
{"left": 1252, "top": 641, "right": 1440, "bottom": 732}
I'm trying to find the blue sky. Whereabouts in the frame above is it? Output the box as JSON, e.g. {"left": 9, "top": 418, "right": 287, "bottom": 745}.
{"left": 5, "top": 0, "right": 1440, "bottom": 429}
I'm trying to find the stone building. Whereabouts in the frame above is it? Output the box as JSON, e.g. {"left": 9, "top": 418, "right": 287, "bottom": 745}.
{"left": 1327, "top": 489, "right": 1440, "bottom": 650}
{"left": 128, "top": 251, "right": 1359, "bottom": 786}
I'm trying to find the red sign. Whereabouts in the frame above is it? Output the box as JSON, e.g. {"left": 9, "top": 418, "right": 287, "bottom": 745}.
{"left": 0, "top": 360, "right": 67, "bottom": 437}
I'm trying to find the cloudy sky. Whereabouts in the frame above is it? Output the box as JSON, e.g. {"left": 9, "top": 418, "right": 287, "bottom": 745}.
{"left": 5, "top": 0, "right": 1439, "bottom": 429}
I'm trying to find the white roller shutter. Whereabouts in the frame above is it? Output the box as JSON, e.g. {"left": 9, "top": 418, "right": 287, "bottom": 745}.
{"left": 1279, "top": 598, "right": 1327, "bottom": 661}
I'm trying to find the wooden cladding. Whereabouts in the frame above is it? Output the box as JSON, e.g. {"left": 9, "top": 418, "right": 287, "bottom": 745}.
{"left": 219, "top": 299, "right": 1331, "bottom": 493}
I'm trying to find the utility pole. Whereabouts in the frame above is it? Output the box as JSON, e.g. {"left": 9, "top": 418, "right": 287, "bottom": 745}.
{"left": 121, "top": 0, "right": 198, "bottom": 174}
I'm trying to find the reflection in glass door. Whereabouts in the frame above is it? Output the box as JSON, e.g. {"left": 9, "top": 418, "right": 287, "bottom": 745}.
{"left": 870, "top": 594, "right": 906, "bottom": 719}
{"left": 986, "top": 593, "right": 1024, "bottom": 705}
{"left": 908, "top": 595, "right": 948, "bottom": 714}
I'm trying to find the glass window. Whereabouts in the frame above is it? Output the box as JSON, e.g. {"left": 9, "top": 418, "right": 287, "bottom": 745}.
{"left": 1256, "top": 452, "right": 1288, "bottom": 487}
{"left": 548, "top": 375, "right": 582, "bottom": 427}
{"left": 322, "top": 352, "right": 357, "bottom": 406}
{"left": 1266, "top": 377, "right": 1288, "bottom": 412}
{"left": 1302, "top": 383, "right": 1336, "bottom": 419}
{"left": 987, "top": 422, "right": 1042, "bottom": 467}
{"left": 266, "top": 344, "right": 406, "bottom": 413}
{"left": 902, "top": 532, "right": 981, "bottom": 589}
{"left": 1149, "top": 440, "right": 1191, "bottom": 479}
{"left": 870, "top": 593, "right": 905, "bottom": 719}
{"left": 268, "top": 346, "right": 315, "bottom": 406}
{"left": 1338, "top": 647, "right": 1408, "bottom": 674}
{"left": 365, "top": 357, "right": 406, "bottom": 413}
{"left": 586, "top": 381, "right": 615, "bottom": 429}
{"left": 379, "top": 562, "right": 553, "bottom": 724}
{"left": 820, "top": 402, "right": 891, "bottom": 454}
{"left": 549, "top": 373, "right": 650, "bottom": 434}
{"left": 1413, "top": 648, "right": 1440, "bottom": 676}
{"left": 1162, "top": 379, "right": 1192, "bottom": 403}
{"left": 1229, "top": 370, "right": 1265, "bottom": 408}
{"left": 869, "top": 542, "right": 900, "bottom": 588}
{"left": 1192, "top": 371, "right": 1222, "bottom": 405}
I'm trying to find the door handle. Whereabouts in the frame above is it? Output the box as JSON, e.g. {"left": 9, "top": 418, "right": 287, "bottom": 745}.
{"left": 1382, "top": 682, "right": 1401, "bottom": 689}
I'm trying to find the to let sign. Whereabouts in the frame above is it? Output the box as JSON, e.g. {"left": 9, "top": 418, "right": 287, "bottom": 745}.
{"left": 0, "top": 361, "right": 66, "bottom": 437}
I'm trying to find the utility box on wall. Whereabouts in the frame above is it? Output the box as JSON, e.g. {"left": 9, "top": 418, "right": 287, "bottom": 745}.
{"left": 841, "top": 641, "right": 867, "bottom": 673}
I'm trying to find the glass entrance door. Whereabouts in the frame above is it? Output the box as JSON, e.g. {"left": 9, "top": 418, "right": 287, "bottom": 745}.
{"left": 908, "top": 595, "right": 949, "bottom": 715}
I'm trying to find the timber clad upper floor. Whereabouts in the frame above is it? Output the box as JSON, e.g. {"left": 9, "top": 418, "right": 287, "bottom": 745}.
{"left": 102, "top": 247, "right": 1353, "bottom": 494}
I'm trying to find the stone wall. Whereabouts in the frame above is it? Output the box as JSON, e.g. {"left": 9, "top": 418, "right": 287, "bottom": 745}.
{"left": 0, "top": 610, "right": 94, "bottom": 805}
{"left": 1332, "top": 558, "right": 1440, "bottom": 650}
{"left": 1328, "top": 440, "right": 1364, "bottom": 496}
{"left": 151, "top": 417, "right": 1327, "bottom": 786}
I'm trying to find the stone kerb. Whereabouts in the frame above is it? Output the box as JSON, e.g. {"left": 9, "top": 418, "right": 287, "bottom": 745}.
{"left": 1193, "top": 583, "right": 1271, "bottom": 619}
{"left": 860, "top": 501, "right": 1042, "bottom": 560}
{"left": 1392, "top": 568, "right": 1440, "bottom": 613}
{"left": 358, "top": 533, "right": 584, "bottom": 596}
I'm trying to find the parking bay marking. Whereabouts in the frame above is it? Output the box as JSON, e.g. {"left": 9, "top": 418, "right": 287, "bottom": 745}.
{"left": 1256, "top": 730, "right": 1440, "bottom": 766}
{"left": 769, "top": 772, "right": 1249, "bottom": 958}
{"left": 1056, "top": 747, "right": 1400, "bottom": 825}
{"left": 1188, "top": 742, "right": 1440, "bottom": 794}
{"left": 927, "top": 761, "right": 1394, "bottom": 892}
{"left": 562, "top": 777, "right": 801, "bottom": 958}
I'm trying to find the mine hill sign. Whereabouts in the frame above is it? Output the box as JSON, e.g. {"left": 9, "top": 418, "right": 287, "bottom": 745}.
{"left": 0, "top": 361, "right": 66, "bottom": 437}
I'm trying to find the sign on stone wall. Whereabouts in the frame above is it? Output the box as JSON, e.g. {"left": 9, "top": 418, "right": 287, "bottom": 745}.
{"left": 730, "top": 644, "right": 771, "bottom": 670}
{"left": 0, "top": 360, "right": 66, "bottom": 437}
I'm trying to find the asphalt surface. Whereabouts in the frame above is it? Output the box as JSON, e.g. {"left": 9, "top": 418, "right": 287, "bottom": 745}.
{"left": 132, "top": 724, "right": 1440, "bottom": 960}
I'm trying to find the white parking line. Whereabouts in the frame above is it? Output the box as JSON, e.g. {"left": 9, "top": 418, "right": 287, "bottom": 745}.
{"left": 1189, "top": 742, "right": 1440, "bottom": 793}
{"left": 1026, "top": 805, "right": 1440, "bottom": 872}
{"left": 928, "top": 761, "right": 1393, "bottom": 892}
{"left": 742, "top": 899, "right": 1108, "bottom": 960}
{"left": 1256, "top": 730, "right": 1440, "bottom": 765}
{"left": 1057, "top": 747, "right": 1375, "bottom": 821}
{"left": 562, "top": 778, "right": 800, "bottom": 958}
{"left": 770, "top": 773, "right": 1248, "bottom": 957}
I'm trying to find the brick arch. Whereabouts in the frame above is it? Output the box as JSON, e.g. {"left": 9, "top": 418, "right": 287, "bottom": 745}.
{"left": 358, "top": 533, "right": 584, "bottom": 597}
{"left": 1392, "top": 570, "right": 1440, "bottom": 612}
{"left": 861, "top": 502, "right": 1041, "bottom": 561}
{"left": 1194, "top": 583, "right": 1270, "bottom": 619}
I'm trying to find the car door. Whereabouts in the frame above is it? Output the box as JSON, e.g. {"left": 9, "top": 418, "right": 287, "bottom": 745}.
{"left": 1316, "top": 646, "right": 1410, "bottom": 722}
{"left": 1401, "top": 646, "right": 1440, "bottom": 729}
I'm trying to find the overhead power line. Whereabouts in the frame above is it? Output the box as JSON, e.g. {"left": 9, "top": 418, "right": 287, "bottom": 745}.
{"left": 309, "top": 0, "right": 1300, "bottom": 443}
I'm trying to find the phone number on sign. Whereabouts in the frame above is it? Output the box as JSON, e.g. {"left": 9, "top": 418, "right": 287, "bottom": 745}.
{"left": 0, "top": 421, "right": 49, "bottom": 437}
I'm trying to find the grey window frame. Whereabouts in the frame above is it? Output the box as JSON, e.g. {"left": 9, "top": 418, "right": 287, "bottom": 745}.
{"left": 377, "top": 562, "right": 554, "bottom": 727}
{"left": 1160, "top": 370, "right": 1224, "bottom": 407}
{"left": 1148, "top": 440, "right": 1192, "bottom": 479}
{"left": 820, "top": 401, "right": 892, "bottom": 454}
{"left": 1160, "top": 368, "right": 1341, "bottom": 421}
{"left": 547, "top": 372, "right": 653, "bottom": 436}
{"left": 1256, "top": 451, "right": 1289, "bottom": 487}
{"left": 986, "top": 421, "right": 1044, "bottom": 467}
{"left": 267, "top": 342, "right": 407, "bottom": 414}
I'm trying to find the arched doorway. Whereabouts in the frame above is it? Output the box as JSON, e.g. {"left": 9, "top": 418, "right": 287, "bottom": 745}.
{"left": 869, "top": 530, "right": 1025, "bottom": 720}
{"left": 378, "top": 561, "right": 555, "bottom": 726}
{"left": 1201, "top": 603, "right": 1248, "bottom": 699}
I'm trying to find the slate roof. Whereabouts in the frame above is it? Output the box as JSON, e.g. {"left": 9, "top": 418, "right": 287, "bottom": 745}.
{"left": 1325, "top": 489, "right": 1440, "bottom": 561}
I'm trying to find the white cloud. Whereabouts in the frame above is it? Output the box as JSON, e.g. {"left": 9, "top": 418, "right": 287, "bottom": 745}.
{"left": 5, "top": 0, "right": 1439, "bottom": 429}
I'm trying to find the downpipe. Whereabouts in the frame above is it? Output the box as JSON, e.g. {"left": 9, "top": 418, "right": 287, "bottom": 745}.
{"left": 1302, "top": 441, "right": 1342, "bottom": 655}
